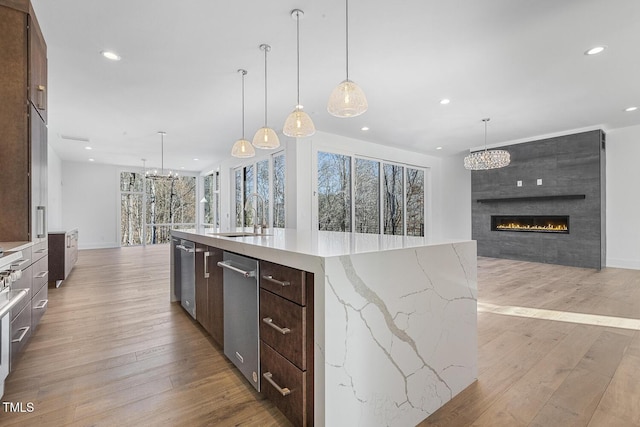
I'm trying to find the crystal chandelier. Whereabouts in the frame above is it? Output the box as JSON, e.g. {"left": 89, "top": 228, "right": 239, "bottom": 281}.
{"left": 464, "top": 118, "right": 510, "bottom": 170}
{"left": 283, "top": 9, "right": 316, "bottom": 138}
{"left": 252, "top": 44, "right": 280, "bottom": 149}
{"left": 146, "top": 131, "right": 178, "bottom": 181}
{"left": 231, "top": 69, "right": 256, "bottom": 158}
{"left": 327, "top": 0, "right": 368, "bottom": 118}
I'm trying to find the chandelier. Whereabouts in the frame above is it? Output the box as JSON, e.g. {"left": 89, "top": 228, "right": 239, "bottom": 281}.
{"left": 464, "top": 118, "right": 510, "bottom": 170}
{"left": 146, "top": 131, "right": 179, "bottom": 180}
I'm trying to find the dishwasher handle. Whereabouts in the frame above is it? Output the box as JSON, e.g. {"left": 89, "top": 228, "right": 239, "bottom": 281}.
{"left": 217, "top": 261, "right": 256, "bottom": 278}
{"left": 176, "top": 244, "right": 195, "bottom": 253}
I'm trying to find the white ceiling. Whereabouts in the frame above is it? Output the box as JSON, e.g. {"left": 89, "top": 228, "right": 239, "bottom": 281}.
{"left": 32, "top": 0, "right": 640, "bottom": 173}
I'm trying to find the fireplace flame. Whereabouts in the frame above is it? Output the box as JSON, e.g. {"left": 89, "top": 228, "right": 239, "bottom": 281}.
{"left": 496, "top": 222, "right": 568, "bottom": 232}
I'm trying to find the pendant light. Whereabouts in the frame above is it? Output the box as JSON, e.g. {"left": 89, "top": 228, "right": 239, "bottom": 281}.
{"left": 464, "top": 118, "right": 511, "bottom": 170}
{"left": 252, "top": 44, "right": 280, "bottom": 149}
{"left": 146, "top": 131, "right": 178, "bottom": 180}
{"left": 327, "top": 0, "right": 368, "bottom": 118}
{"left": 231, "top": 69, "right": 256, "bottom": 158}
{"left": 283, "top": 9, "right": 316, "bottom": 138}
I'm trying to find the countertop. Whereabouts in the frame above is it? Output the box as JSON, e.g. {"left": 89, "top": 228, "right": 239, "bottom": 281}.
{"left": 0, "top": 241, "right": 32, "bottom": 255}
{"left": 173, "top": 228, "right": 469, "bottom": 258}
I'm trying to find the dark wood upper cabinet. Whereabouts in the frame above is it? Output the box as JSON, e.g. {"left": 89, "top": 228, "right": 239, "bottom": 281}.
{"left": 28, "top": 10, "right": 47, "bottom": 123}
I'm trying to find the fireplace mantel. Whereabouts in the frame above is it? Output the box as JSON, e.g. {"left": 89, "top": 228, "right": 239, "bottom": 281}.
{"left": 476, "top": 194, "right": 586, "bottom": 203}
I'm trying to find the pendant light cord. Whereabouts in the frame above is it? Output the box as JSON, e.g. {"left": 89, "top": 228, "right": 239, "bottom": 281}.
{"left": 264, "top": 45, "right": 268, "bottom": 126}
{"left": 239, "top": 69, "right": 247, "bottom": 139}
{"left": 296, "top": 11, "right": 301, "bottom": 107}
{"left": 483, "top": 118, "right": 490, "bottom": 152}
{"left": 345, "top": 0, "right": 350, "bottom": 81}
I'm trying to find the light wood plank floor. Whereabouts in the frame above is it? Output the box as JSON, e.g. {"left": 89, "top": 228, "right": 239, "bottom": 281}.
{"left": 2, "top": 247, "right": 639, "bottom": 426}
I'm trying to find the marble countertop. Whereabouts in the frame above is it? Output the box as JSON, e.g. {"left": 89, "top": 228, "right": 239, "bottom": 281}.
{"left": 173, "top": 228, "right": 470, "bottom": 259}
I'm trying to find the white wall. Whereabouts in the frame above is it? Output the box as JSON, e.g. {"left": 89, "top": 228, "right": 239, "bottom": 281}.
{"left": 47, "top": 144, "right": 63, "bottom": 231}
{"left": 62, "top": 161, "right": 120, "bottom": 249}
{"left": 440, "top": 152, "right": 472, "bottom": 241}
{"left": 605, "top": 124, "right": 640, "bottom": 269}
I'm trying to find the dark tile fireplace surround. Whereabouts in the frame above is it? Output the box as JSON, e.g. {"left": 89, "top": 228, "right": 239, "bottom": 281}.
{"left": 471, "top": 130, "right": 606, "bottom": 269}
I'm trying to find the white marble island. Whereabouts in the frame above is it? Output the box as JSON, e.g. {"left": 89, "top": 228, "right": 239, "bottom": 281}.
{"left": 171, "top": 229, "right": 477, "bottom": 426}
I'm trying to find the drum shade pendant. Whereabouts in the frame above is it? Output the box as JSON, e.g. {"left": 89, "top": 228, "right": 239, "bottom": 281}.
{"left": 283, "top": 9, "right": 315, "bottom": 138}
{"left": 231, "top": 69, "right": 256, "bottom": 158}
{"left": 327, "top": 0, "right": 368, "bottom": 118}
{"left": 252, "top": 44, "right": 280, "bottom": 149}
{"left": 146, "top": 131, "right": 178, "bottom": 180}
{"left": 464, "top": 118, "right": 511, "bottom": 170}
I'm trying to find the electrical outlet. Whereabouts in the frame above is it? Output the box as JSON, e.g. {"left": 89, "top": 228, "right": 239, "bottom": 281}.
{"left": 537, "top": 179, "right": 542, "bottom": 186}
{"left": 517, "top": 180, "right": 522, "bottom": 187}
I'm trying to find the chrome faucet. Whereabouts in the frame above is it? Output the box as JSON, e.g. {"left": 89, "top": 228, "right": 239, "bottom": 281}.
{"left": 245, "top": 193, "right": 267, "bottom": 234}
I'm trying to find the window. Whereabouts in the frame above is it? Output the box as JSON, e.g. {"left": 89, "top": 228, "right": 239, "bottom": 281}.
{"left": 317, "top": 152, "right": 426, "bottom": 237}
{"left": 120, "top": 172, "right": 144, "bottom": 246}
{"left": 318, "top": 152, "right": 352, "bottom": 232}
{"left": 203, "top": 171, "right": 220, "bottom": 233}
{"left": 234, "top": 152, "right": 286, "bottom": 229}
{"left": 119, "top": 171, "right": 196, "bottom": 246}
{"left": 406, "top": 168, "right": 425, "bottom": 236}
{"left": 273, "top": 153, "right": 286, "bottom": 228}
{"left": 146, "top": 176, "right": 196, "bottom": 244}
{"left": 354, "top": 158, "right": 380, "bottom": 233}
{"left": 383, "top": 164, "right": 404, "bottom": 235}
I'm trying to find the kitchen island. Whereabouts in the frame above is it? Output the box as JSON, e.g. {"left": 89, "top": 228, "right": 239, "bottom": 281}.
{"left": 170, "top": 229, "right": 477, "bottom": 426}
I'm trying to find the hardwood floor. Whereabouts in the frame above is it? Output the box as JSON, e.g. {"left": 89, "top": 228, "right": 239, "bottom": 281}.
{"left": 1, "top": 245, "right": 289, "bottom": 426}
{"left": 421, "top": 257, "right": 640, "bottom": 427}
{"left": 2, "top": 247, "right": 639, "bottom": 426}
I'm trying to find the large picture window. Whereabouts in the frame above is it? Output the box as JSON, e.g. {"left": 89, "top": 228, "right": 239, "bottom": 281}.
{"left": 317, "top": 152, "right": 427, "bottom": 237}
{"left": 119, "top": 172, "right": 196, "bottom": 246}
{"left": 234, "top": 152, "right": 285, "bottom": 229}
{"left": 318, "top": 152, "right": 352, "bottom": 232}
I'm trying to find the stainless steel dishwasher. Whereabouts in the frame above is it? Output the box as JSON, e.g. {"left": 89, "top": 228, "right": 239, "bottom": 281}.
{"left": 218, "top": 251, "right": 260, "bottom": 391}
{"left": 176, "top": 240, "right": 196, "bottom": 319}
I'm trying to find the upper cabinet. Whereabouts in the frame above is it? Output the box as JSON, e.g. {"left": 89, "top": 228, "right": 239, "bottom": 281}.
{"left": 29, "top": 11, "right": 47, "bottom": 123}
{"left": 0, "top": 0, "right": 48, "bottom": 243}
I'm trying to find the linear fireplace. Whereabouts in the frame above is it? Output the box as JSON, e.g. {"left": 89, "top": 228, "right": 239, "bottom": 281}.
{"left": 491, "top": 215, "right": 569, "bottom": 234}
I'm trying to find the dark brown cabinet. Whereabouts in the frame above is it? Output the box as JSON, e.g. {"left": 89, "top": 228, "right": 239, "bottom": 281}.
{"left": 0, "top": 0, "right": 48, "bottom": 245}
{"left": 259, "top": 261, "right": 314, "bottom": 427}
{"left": 48, "top": 229, "right": 78, "bottom": 287}
{"left": 195, "top": 244, "right": 224, "bottom": 347}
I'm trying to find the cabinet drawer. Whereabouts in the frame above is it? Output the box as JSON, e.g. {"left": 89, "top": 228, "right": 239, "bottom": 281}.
{"left": 31, "top": 283, "right": 48, "bottom": 328}
{"left": 260, "top": 289, "right": 306, "bottom": 370}
{"left": 32, "top": 255, "right": 49, "bottom": 291}
{"left": 261, "top": 342, "right": 309, "bottom": 427}
{"left": 32, "top": 240, "right": 48, "bottom": 263}
{"left": 10, "top": 267, "right": 32, "bottom": 321}
{"left": 260, "top": 260, "right": 306, "bottom": 305}
{"left": 11, "top": 303, "right": 32, "bottom": 362}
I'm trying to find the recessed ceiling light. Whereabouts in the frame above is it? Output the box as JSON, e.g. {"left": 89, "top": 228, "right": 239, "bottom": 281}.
{"left": 624, "top": 106, "right": 638, "bottom": 112}
{"left": 85, "top": 146, "right": 92, "bottom": 150}
{"left": 193, "top": 158, "right": 199, "bottom": 161}
{"left": 101, "top": 50, "right": 121, "bottom": 61}
{"left": 181, "top": 166, "right": 185, "bottom": 169}
{"left": 436, "top": 146, "right": 443, "bottom": 150}
{"left": 440, "top": 99, "right": 450, "bottom": 105}
{"left": 585, "top": 46, "right": 606, "bottom": 55}
{"left": 361, "top": 126, "right": 369, "bottom": 131}
{"left": 88, "top": 158, "right": 95, "bottom": 162}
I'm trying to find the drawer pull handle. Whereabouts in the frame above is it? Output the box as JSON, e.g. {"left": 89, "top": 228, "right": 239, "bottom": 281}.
{"left": 12, "top": 326, "right": 30, "bottom": 343}
{"left": 263, "top": 372, "right": 291, "bottom": 396}
{"left": 35, "top": 299, "right": 48, "bottom": 310}
{"left": 35, "top": 271, "right": 49, "bottom": 279}
{"left": 11, "top": 258, "right": 30, "bottom": 268}
{"left": 35, "top": 248, "right": 48, "bottom": 255}
{"left": 217, "top": 261, "right": 255, "bottom": 278}
{"left": 262, "top": 317, "right": 291, "bottom": 335}
{"left": 262, "top": 275, "right": 290, "bottom": 287}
